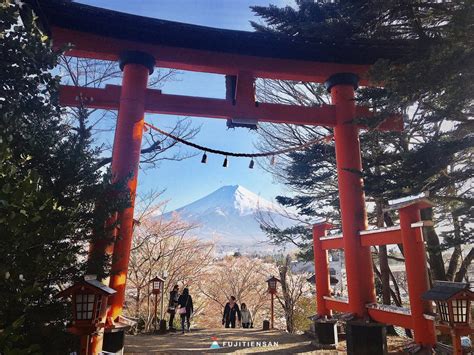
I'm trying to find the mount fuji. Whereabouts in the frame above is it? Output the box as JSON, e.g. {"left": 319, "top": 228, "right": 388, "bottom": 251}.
{"left": 161, "top": 185, "right": 295, "bottom": 252}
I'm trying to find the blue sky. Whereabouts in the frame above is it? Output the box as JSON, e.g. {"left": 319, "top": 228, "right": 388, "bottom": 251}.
{"left": 78, "top": 0, "right": 294, "bottom": 211}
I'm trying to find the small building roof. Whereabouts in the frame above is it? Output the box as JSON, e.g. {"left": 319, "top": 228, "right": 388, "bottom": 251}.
{"left": 307, "top": 274, "right": 339, "bottom": 285}
{"left": 422, "top": 281, "right": 471, "bottom": 301}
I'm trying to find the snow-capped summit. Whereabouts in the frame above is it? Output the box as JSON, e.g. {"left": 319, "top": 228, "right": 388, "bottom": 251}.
{"left": 173, "top": 185, "right": 281, "bottom": 218}
{"left": 161, "top": 185, "right": 294, "bottom": 252}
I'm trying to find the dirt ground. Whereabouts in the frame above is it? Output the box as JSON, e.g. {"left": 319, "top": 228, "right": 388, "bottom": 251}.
{"left": 125, "top": 328, "right": 409, "bottom": 354}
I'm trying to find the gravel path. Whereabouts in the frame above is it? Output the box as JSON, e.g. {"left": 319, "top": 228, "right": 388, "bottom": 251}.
{"left": 125, "top": 328, "right": 329, "bottom": 354}
{"left": 125, "top": 327, "right": 408, "bottom": 354}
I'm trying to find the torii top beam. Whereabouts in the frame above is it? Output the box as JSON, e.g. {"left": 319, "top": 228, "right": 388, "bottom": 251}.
{"left": 29, "top": 0, "right": 410, "bottom": 84}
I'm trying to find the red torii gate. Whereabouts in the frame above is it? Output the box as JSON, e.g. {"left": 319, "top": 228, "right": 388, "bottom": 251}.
{"left": 30, "top": 0, "right": 435, "bottom": 353}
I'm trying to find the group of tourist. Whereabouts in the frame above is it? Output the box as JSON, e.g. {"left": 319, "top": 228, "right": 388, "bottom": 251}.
{"left": 222, "top": 296, "right": 253, "bottom": 329}
{"left": 167, "top": 285, "right": 193, "bottom": 333}
{"left": 167, "top": 286, "right": 253, "bottom": 333}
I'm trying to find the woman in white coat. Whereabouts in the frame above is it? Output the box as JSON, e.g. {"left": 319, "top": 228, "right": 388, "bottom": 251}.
{"left": 240, "top": 303, "right": 252, "bottom": 328}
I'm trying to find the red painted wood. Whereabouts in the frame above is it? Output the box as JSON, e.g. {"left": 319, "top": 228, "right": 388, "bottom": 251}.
{"left": 367, "top": 308, "right": 413, "bottom": 329}
{"left": 106, "top": 63, "right": 150, "bottom": 320}
{"left": 332, "top": 83, "right": 376, "bottom": 317}
{"left": 52, "top": 27, "right": 373, "bottom": 83}
{"left": 59, "top": 85, "right": 402, "bottom": 130}
{"left": 399, "top": 203, "right": 436, "bottom": 346}
{"left": 320, "top": 237, "right": 344, "bottom": 250}
{"left": 235, "top": 71, "right": 256, "bottom": 108}
{"left": 313, "top": 223, "right": 333, "bottom": 317}
{"left": 360, "top": 229, "right": 402, "bottom": 247}
{"left": 325, "top": 298, "right": 351, "bottom": 313}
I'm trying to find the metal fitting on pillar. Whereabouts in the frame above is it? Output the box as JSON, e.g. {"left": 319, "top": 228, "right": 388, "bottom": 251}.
{"left": 324, "top": 73, "right": 359, "bottom": 92}
{"left": 119, "top": 50, "right": 155, "bottom": 74}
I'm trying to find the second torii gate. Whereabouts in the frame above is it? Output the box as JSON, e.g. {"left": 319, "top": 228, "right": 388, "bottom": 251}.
{"left": 29, "top": 0, "right": 435, "bottom": 353}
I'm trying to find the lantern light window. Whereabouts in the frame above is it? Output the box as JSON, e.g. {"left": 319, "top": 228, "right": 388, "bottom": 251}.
{"left": 452, "top": 299, "right": 468, "bottom": 323}
{"left": 436, "top": 301, "right": 450, "bottom": 323}
{"left": 76, "top": 294, "right": 95, "bottom": 320}
{"left": 149, "top": 276, "right": 165, "bottom": 294}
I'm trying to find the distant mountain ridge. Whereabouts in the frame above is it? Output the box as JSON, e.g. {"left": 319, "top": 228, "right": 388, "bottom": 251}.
{"left": 160, "top": 185, "right": 295, "bottom": 251}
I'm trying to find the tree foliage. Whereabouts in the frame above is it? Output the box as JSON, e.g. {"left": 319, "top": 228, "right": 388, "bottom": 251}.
{"left": 253, "top": 0, "right": 473, "bottom": 283}
{"left": 0, "top": 2, "right": 121, "bottom": 352}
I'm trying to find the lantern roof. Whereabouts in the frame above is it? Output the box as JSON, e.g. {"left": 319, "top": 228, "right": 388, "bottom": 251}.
{"left": 267, "top": 276, "right": 281, "bottom": 283}
{"left": 57, "top": 279, "right": 116, "bottom": 298}
{"left": 149, "top": 276, "right": 165, "bottom": 283}
{"left": 422, "top": 281, "right": 472, "bottom": 301}
{"left": 26, "top": 0, "right": 413, "bottom": 66}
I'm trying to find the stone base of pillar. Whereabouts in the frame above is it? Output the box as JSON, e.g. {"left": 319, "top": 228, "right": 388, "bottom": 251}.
{"left": 346, "top": 321, "right": 387, "bottom": 355}
{"left": 315, "top": 320, "right": 339, "bottom": 345}
{"left": 103, "top": 330, "right": 125, "bottom": 354}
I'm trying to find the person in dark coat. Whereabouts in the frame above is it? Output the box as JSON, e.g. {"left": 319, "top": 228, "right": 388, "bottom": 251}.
{"left": 177, "top": 287, "right": 193, "bottom": 333}
{"left": 168, "top": 285, "right": 179, "bottom": 331}
{"left": 222, "top": 296, "right": 241, "bottom": 328}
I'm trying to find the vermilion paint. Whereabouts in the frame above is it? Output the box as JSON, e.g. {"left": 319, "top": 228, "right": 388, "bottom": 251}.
{"left": 48, "top": 16, "right": 436, "bottom": 352}
{"left": 58, "top": 84, "right": 403, "bottom": 131}
{"left": 51, "top": 27, "right": 372, "bottom": 84}
{"left": 399, "top": 203, "right": 436, "bottom": 345}
{"left": 107, "top": 63, "right": 150, "bottom": 320}
{"left": 312, "top": 223, "right": 332, "bottom": 317}
{"left": 331, "top": 83, "right": 376, "bottom": 317}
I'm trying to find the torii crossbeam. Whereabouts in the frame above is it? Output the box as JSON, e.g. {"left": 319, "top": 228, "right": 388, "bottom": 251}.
{"left": 59, "top": 84, "right": 402, "bottom": 130}
{"left": 28, "top": 0, "right": 435, "bottom": 353}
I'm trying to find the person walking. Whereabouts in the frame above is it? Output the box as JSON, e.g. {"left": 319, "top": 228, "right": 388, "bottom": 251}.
{"left": 222, "top": 296, "right": 241, "bottom": 328}
{"left": 168, "top": 285, "right": 179, "bottom": 331}
{"left": 177, "top": 287, "right": 193, "bottom": 333}
{"left": 240, "top": 303, "right": 252, "bottom": 328}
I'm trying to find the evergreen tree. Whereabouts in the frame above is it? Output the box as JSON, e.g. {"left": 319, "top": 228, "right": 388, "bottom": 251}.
{"left": 0, "top": 2, "right": 122, "bottom": 352}
{"left": 253, "top": 1, "right": 473, "bottom": 282}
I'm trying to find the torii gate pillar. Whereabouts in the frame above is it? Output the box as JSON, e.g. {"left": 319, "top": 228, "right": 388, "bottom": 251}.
{"left": 107, "top": 51, "right": 155, "bottom": 320}
{"left": 326, "top": 73, "right": 376, "bottom": 317}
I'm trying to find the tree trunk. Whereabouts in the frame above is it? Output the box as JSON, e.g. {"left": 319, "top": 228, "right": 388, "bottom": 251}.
{"left": 278, "top": 256, "right": 294, "bottom": 333}
{"left": 379, "top": 246, "right": 391, "bottom": 304}
{"left": 388, "top": 267, "right": 403, "bottom": 307}
{"left": 446, "top": 245, "right": 462, "bottom": 281}
{"left": 420, "top": 208, "right": 446, "bottom": 281}
{"left": 373, "top": 263, "right": 402, "bottom": 307}
{"left": 446, "top": 213, "right": 462, "bottom": 281}
{"left": 384, "top": 212, "right": 404, "bottom": 256}
{"left": 136, "top": 287, "right": 141, "bottom": 318}
{"left": 376, "top": 200, "right": 391, "bottom": 305}
{"left": 454, "top": 248, "right": 474, "bottom": 282}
